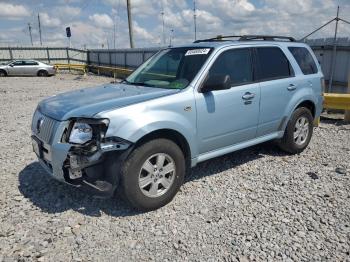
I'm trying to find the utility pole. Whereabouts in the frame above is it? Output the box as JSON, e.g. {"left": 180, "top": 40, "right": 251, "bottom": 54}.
{"left": 169, "top": 29, "right": 174, "bottom": 47}
{"left": 193, "top": 0, "right": 197, "bottom": 41}
{"left": 113, "top": 15, "right": 116, "bottom": 49}
{"left": 328, "top": 6, "right": 340, "bottom": 93}
{"left": 38, "top": 13, "right": 42, "bottom": 46}
{"left": 126, "top": 0, "right": 134, "bottom": 48}
{"left": 161, "top": 1, "right": 165, "bottom": 45}
{"left": 28, "top": 23, "right": 33, "bottom": 46}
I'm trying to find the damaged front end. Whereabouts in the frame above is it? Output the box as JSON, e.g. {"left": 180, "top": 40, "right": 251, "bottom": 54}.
{"left": 61, "top": 118, "right": 132, "bottom": 197}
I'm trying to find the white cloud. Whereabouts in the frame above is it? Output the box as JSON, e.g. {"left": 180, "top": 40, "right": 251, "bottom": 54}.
{"left": 56, "top": 6, "right": 81, "bottom": 17}
{"left": 133, "top": 21, "right": 155, "bottom": 42}
{"left": 0, "top": 3, "right": 30, "bottom": 19}
{"left": 89, "top": 13, "right": 114, "bottom": 28}
{"left": 40, "top": 13, "right": 61, "bottom": 27}
{"left": 1, "top": 0, "right": 349, "bottom": 48}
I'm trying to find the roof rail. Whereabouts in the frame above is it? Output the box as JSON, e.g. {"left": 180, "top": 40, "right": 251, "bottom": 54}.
{"left": 193, "top": 35, "right": 242, "bottom": 43}
{"left": 194, "top": 35, "right": 296, "bottom": 43}
{"left": 239, "top": 35, "right": 296, "bottom": 42}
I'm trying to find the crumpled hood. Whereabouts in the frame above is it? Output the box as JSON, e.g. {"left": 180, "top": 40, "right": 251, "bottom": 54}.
{"left": 38, "top": 83, "right": 179, "bottom": 121}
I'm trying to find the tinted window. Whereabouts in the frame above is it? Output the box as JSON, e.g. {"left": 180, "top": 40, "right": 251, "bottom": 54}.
{"left": 24, "top": 61, "right": 39, "bottom": 66}
{"left": 288, "top": 47, "right": 318, "bottom": 75}
{"left": 209, "top": 48, "right": 253, "bottom": 86}
{"left": 256, "top": 47, "right": 293, "bottom": 81}
{"left": 13, "top": 61, "right": 24, "bottom": 66}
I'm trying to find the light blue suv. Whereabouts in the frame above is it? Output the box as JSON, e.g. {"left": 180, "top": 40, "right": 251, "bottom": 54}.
{"left": 31, "top": 35, "right": 324, "bottom": 210}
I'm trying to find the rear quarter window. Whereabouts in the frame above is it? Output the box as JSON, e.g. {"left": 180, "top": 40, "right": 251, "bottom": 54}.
{"left": 288, "top": 47, "right": 318, "bottom": 75}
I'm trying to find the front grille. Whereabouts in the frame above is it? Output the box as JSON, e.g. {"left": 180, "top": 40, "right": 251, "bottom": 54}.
{"left": 31, "top": 110, "right": 58, "bottom": 144}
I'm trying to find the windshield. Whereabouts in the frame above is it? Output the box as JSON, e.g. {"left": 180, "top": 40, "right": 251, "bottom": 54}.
{"left": 125, "top": 47, "right": 213, "bottom": 89}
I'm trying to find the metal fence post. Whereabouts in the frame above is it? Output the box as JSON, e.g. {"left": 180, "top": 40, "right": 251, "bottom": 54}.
{"left": 142, "top": 50, "right": 146, "bottom": 62}
{"left": 86, "top": 50, "right": 90, "bottom": 74}
{"left": 47, "top": 47, "right": 51, "bottom": 64}
{"left": 97, "top": 52, "right": 100, "bottom": 75}
{"left": 66, "top": 47, "right": 70, "bottom": 72}
{"left": 345, "top": 72, "right": 350, "bottom": 122}
{"left": 9, "top": 47, "right": 13, "bottom": 60}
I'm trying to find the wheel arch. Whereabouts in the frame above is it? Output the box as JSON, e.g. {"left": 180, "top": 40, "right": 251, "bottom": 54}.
{"left": 37, "top": 69, "right": 48, "bottom": 76}
{"left": 294, "top": 100, "right": 316, "bottom": 118}
{"left": 134, "top": 129, "right": 192, "bottom": 171}
{"left": 279, "top": 98, "right": 317, "bottom": 136}
{"left": 0, "top": 69, "right": 7, "bottom": 76}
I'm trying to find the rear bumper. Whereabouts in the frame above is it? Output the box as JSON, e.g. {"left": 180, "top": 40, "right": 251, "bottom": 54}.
{"left": 47, "top": 68, "right": 56, "bottom": 75}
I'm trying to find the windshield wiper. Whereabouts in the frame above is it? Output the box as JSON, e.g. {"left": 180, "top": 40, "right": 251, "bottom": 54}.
{"left": 122, "top": 80, "right": 155, "bottom": 87}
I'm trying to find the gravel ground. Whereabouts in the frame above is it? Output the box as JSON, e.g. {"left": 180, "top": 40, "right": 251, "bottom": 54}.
{"left": 0, "top": 74, "right": 349, "bottom": 261}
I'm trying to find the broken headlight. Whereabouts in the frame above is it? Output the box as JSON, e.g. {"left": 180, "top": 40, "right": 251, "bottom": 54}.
{"left": 67, "top": 118, "right": 109, "bottom": 145}
{"left": 69, "top": 122, "right": 93, "bottom": 144}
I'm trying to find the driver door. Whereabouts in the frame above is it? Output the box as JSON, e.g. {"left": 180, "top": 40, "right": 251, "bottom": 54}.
{"left": 7, "top": 61, "right": 25, "bottom": 76}
{"left": 195, "top": 48, "right": 260, "bottom": 154}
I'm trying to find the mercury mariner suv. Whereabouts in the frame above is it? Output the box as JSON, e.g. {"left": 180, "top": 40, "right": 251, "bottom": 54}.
{"left": 31, "top": 35, "right": 324, "bottom": 210}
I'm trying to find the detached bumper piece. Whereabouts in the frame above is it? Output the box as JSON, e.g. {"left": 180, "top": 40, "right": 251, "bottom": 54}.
{"left": 63, "top": 137, "right": 132, "bottom": 198}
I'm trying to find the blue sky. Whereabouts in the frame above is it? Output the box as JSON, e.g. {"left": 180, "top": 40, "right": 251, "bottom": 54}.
{"left": 0, "top": 0, "right": 349, "bottom": 48}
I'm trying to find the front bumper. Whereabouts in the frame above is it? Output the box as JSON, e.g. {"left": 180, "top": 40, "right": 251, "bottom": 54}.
{"left": 31, "top": 119, "right": 131, "bottom": 197}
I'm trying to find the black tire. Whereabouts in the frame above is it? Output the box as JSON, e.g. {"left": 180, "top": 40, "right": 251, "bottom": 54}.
{"left": 37, "top": 70, "right": 48, "bottom": 77}
{"left": 121, "top": 139, "right": 185, "bottom": 211}
{"left": 278, "top": 107, "right": 314, "bottom": 154}
{"left": 0, "top": 70, "right": 7, "bottom": 77}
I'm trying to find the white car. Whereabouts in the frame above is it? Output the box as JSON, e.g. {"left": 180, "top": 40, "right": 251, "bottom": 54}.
{"left": 0, "top": 60, "right": 56, "bottom": 77}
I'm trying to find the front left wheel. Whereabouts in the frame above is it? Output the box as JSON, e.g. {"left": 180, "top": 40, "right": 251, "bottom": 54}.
{"left": 0, "top": 70, "right": 7, "bottom": 77}
{"left": 121, "top": 138, "right": 185, "bottom": 211}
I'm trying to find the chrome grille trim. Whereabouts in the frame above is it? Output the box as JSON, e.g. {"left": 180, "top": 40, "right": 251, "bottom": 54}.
{"left": 31, "top": 110, "right": 58, "bottom": 144}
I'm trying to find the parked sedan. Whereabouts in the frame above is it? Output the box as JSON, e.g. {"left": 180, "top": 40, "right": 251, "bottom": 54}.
{"left": 0, "top": 60, "right": 56, "bottom": 77}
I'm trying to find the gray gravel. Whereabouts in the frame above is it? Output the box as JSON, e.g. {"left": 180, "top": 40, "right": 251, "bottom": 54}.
{"left": 0, "top": 74, "right": 350, "bottom": 261}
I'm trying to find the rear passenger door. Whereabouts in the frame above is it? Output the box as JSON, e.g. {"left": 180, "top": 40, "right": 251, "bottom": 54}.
{"left": 255, "top": 46, "right": 297, "bottom": 137}
{"left": 195, "top": 48, "right": 260, "bottom": 154}
{"left": 23, "top": 60, "right": 39, "bottom": 75}
{"left": 288, "top": 46, "right": 320, "bottom": 92}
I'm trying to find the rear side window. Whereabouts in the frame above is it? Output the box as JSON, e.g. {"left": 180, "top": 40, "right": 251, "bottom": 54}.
{"left": 256, "top": 47, "right": 293, "bottom": 81}
{"left": 24, "top": 61, "right": 39, "bottom": 66}
{"left": 288, "top": 47, "right": 318, "bottom": 75}
{"left": 209, "top": 48, "right": 253, "bottom": 86}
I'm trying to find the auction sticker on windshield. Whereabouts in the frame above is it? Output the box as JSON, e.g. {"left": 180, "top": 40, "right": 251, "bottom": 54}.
{"left": 185, "top": 48, "right": 210, "bottom": 56}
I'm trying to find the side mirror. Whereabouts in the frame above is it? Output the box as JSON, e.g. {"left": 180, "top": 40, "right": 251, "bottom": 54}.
{"left": 200, "top": 74, "right": 231, "bottom": 93}
{"left": 9, "top": 64, "right": 14, "bottom": 67}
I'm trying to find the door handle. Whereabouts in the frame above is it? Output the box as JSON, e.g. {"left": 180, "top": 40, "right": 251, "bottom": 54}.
{"left": 242, "top": 92, "right": 255, "bottom": 100}
{"left": 287, "top": 84, "right": 297, "bottom": 91}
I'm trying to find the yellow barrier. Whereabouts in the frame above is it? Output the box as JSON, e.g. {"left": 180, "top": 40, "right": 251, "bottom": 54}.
{"left": 323, "top": 93, "right": 350, "bottom": 110}
{"left": 88, "top": 65, "right": 133, "bottom": 78}
{"left": 54, "top": 63, "right": 87, "bottom": 74}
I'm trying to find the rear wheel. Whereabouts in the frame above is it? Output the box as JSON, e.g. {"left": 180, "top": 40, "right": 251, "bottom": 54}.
{"left": 278, "top": 107, "right": 314, "bottom": 154}
{"left": 0, "top": 70, "right": 7, "bottom": 77}
{"left": 37, "top": 70, "right": 48, "bottom": 77}
{"left": 121, "top": 139, "right": 185, "bottom": 211}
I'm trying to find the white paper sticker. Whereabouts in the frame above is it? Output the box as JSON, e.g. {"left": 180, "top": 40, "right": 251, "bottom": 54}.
{"left": 185, "top": 48, "right": 210, "bottom": 56}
